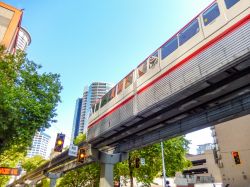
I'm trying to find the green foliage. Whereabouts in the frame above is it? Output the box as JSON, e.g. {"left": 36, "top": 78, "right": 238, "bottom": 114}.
{"left": 114, "top": 136, "right": 191, "bottom": 186}
{"left": 0, "top": 46, "right": 61, "bottom": 187}
{"left": 58, "top": 163, "right": 100, "bottom": 187}
{"left": 21, "top": 155, "right": 47, "bottom": 173}
{"left": 0, "top": 46, "right": 62, "bottom": 154}
{"left": 73, "top": 133, "right": 86, "bottom": 145}
{"left": 58, "top": 136, "right": 190, "bottom": 187}
{"left": 0, "top": 141, "right": 25, "bottom": 186}
{"left": 36, "top": 178, "right": 50, "bottom": 187}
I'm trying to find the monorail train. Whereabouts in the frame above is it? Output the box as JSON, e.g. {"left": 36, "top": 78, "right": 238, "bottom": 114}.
{"left": 87, "top": 0, "right": 250, "bottom": 143}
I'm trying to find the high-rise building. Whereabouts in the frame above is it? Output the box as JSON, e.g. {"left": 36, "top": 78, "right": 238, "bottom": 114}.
{"left": 0, "top": 2, "right": 23, "bottom": 53}
{"left": 70, "top": 98, "right": 83, "bottom": 143}
{"left": 27, "top": 131, "right": 51, "bottom": 159}
{"left": 16, "top": 27, "right": 31, "bottom": 51}
{"left": 79, "top": 87, "right": 89, "bottom": 134}
{"left": 71, "top": 82, "right": 112, "bottom": 142}
{"left": 196, "top": 143, "right": 214, "bottom": 155}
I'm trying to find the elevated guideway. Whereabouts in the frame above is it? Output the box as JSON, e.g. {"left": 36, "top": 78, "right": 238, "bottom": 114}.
{"left": 91, "top": 41, "right": 250, "bottom": 152}
{"left": 95, "top": 58, "right": 250, "bottom": 152}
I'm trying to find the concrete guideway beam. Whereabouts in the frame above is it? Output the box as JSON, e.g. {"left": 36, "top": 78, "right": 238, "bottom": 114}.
{"left": 99, "top": 152, "right": 128, "bottom": 187}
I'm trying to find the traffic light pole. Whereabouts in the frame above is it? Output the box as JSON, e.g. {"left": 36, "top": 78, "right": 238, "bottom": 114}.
{"left": 161, "top": 141, "right": 167, "bottom": 187}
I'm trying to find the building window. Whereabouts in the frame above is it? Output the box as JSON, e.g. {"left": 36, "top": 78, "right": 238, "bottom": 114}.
{"left": 224, "top": 0, "right": 240, "bottom": 9}
{"left": 161, "top": 36, "right": 178, "bottom": 60}
{"left": 203, "top": 3, "right": 220, "bottom": 26}
{"left": 179, "top": 19, "right": 200, "bottom": 45}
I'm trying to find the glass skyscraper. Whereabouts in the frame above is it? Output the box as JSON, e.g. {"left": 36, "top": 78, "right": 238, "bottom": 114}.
{"left": 71, "top": 82, "right": 112, "bottom": 142}
{"left": 70, "top": 98, "right": 83, "bottom": 142}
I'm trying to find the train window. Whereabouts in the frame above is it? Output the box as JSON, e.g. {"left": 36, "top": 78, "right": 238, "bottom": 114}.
{"left": 161, "top": 36, "right": 178, "bottom": 60}
{"left": 149, "top": 51, "right": 159, "bottom": 69}
{"left": 138, "top": 61, "right": 147, "bottom": 78}
{"left": 203, "top": 3, "right": 220, "bottom": 26}
{"left": 179, "top": 19, "right": 199, "bottom": 46}
{"left": 109, "top": 87, "right": 116, "bottom": 100}
{"left": 224, "top": 0, "right": 240, "bottom": 9}
{"left": 95, "top": 102, "right": 100, "bottom": 112}
{"left": 125, "top": 72, "right": 133, "bottom": 89}
{"left": 100, "top": 93, "right": 109, "bottom": 108}
{"left": 117, "top": 80, "right": 123, "bottom": 95}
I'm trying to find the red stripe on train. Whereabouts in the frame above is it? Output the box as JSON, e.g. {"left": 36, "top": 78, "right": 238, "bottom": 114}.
{"left": 88, "top": 95, "right": 135, "bottom": 128}
{"left": 88, "top": 14, "right": 250, "bottom": 129}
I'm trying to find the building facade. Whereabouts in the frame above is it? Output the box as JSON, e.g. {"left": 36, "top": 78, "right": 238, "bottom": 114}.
{"left": 71, "top": 82, "right": 112, "bottom": 142}
{"left": 177, "top": 115, "right": 250, "bottom": 186}
{"left": 27, "top": 131, "right": 51, "bottom": 159}
{"left": 0, "top": 2, "right": 23, "bottom": 53}
{"left": 212, "top": 115, "right": 250, "bottom": 187}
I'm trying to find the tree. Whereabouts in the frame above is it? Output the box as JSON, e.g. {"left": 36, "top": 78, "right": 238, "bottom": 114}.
{"left": 74, "top": 133, "right": 86, "bottom": 145}
{"left": 0, "top": 144, "right": 25, "bottom": 187}
{"left": 0, "top": 47, "right": 61, "bottom": 187}
{"left": 0, "top": 46, "right": 62, "bottom": 154}
{"left": 58, "top": 133, "right": 100, "bottom": 187}
{"left": 58, "top": 163, "right": 100, "bottom": 187}
{"left": 21, "top": 155, "right": 47, "bottom": 173}
{"left": 114, "top": 136, "right": 191, "bottom": 186}
{"left": 35, "top": 178, "right": 50, "bottom": 187}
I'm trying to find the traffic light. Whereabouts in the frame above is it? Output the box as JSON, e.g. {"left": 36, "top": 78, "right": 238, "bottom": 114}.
{"left": 135, "top": 158, "right": 140, "bottom": 168}
{"left": 232, "top": 151, "right": 241, "bottom": 165}
{"left": 78, "top": 148, "right": 87, "bottom": 163}
{"left": 54, "top": 133, "right": 65, "bottom": 152}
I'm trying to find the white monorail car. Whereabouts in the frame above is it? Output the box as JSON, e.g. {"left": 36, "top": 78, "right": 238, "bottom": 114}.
{"left": 87, "top": 0, "right": 250, "bottom": 143}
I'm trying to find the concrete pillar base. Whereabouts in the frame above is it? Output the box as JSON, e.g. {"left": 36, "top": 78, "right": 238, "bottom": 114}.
{"left": 44, "top": 172, "right": 63, "bottom": 187}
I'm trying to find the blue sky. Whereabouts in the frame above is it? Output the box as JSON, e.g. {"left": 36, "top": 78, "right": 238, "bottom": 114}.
{"left": 4, "top": 0, "right": 214, "bottom": 154}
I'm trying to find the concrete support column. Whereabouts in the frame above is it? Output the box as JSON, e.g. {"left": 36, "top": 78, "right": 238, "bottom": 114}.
{"left": 100, "top": 163, "right": 115, "bottom": 187}
{"left": 44, "top": 172, "right": 62, "bottom": 187}
{"left": 99, "top": 152, "right": 128, "bottom": 187}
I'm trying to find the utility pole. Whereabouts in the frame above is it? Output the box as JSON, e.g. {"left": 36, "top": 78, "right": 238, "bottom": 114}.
{"left": 161, "top": 141, "right": 167, "bottom": 187}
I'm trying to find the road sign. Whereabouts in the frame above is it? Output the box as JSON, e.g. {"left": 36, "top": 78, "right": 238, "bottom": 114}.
{"left": 68, "top": 144, "right": 78, "bottom": 157}
{"left": 140, "top": 158, "right": 145, "bottom": 165}
{"left": 0, "top": 167, "right": 20, "bottom": 176}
